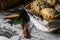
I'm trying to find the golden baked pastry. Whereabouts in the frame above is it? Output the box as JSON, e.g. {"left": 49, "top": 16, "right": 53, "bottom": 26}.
{"left": 30, "top": 0, "right": 48, "bottom": 15}
{"left": 31, "top": 1, "right": 40, "bottom": 15}
{"left": 25, "top": 0, "right": 60, "bottom": 21}
{"left": 44, "top": 0, "right": 56, "bottom": 6}
{"left": 40, "top": 8, "right": 56, "bottom": 20}
{"left": 54, "top": 4, "right": 60, "bottom": 13}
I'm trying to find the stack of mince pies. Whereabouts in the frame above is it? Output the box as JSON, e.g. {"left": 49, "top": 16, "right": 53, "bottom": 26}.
{"left": 25, "top": 0, "right": 60, "bottom": 21}
{"left": 25, "top": 0, "right": 60, "bottom": 32}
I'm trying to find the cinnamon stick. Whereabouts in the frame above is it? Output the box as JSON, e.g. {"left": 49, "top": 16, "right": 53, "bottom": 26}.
{"left": 22, "top": 23, "right": 30, "bottom": 38}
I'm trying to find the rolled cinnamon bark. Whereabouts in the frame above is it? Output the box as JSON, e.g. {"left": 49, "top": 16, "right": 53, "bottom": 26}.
{"left": 0, "top": 0, "right": 21, "bottom": 10}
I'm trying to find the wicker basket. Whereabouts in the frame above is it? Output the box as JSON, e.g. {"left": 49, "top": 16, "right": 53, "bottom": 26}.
{"left": 0, "top": 0, "right": 28, "bottom": 10}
